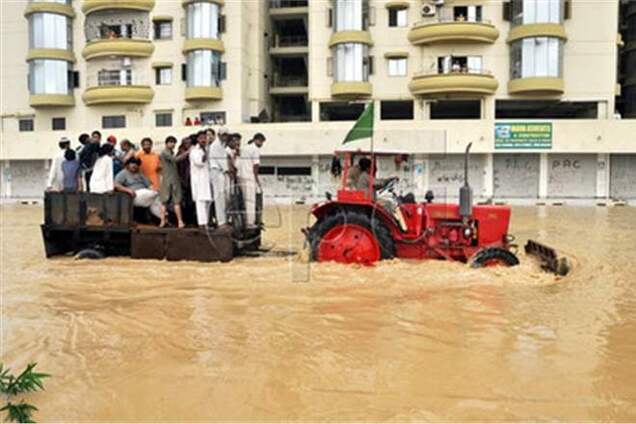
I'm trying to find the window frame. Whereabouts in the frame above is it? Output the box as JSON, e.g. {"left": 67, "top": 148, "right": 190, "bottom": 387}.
{"left": 155, "top": 112, "right": 173, "bottom": 127}
{"left": 19, "top": 119, "right": 34, "bottom": 132}
{"left": 51, "top": 117, "right": 66, "bottom": 131}
{"left": 102, "top": 115, "right": 126, "bottom": 129}
{"left": 387, "top": 57, "right": 407, "bottom": 77}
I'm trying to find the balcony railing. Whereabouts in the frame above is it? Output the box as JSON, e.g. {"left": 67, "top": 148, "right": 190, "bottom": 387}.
{"left": 435, "top": 8, "right": 491, "bottom": 24}
{"left": 269, "top": 0, "right": 308, "bottom": 8}
{"left": 271, "top": 75, "right": 308, "bottom": 87}
{"left": 272, "top": 35, "right": 308, "bottom": 48}
{"left": 414, "top": 67, "right": 492, "bottom": 77}
{"left": 87, "top": 71, "right": 148, "bottom": 87}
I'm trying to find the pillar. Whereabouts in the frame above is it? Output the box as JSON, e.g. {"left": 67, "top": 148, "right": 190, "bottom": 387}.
{"left": 596, "top": 153, "right": 610, "bottom": 199}
{"left": 484, "top": 153, "right": 494, "bottom": 198}
{"left": 539, "top": 153, "right": 549, "bottom": 199}
{"left": 311, "top": 155, "right": 320, "bottom": 200}
{"left": 311, "top": 100, "right": 320, "bottom": 122}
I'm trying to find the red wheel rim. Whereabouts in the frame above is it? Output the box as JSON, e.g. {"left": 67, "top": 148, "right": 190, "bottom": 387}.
{"left": 483, "top": 258, "right": 508, "bottom": 268}
{"left": 317, "top": 224, "right": 381, "bottom": 264}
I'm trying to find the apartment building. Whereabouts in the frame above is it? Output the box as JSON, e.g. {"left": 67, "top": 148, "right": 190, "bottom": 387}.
{"left": 1, "top": 0, "right": 635, "bottom": 201}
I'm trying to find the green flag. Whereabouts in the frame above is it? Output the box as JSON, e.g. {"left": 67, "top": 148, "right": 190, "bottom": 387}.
{"left": 343, "top": 102, "right": 374, "bottom": 144}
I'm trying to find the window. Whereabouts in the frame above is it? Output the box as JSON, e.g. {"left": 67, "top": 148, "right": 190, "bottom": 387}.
{"left": 510, "top": 37, "right": 563, "bottom": 79}
{"left": 381, "top": 101, "right": 413, "bottom": 120}
{"left": 453, "top": 6, "right": 482, "bottom": 22}
{"left": 496, "top": 100, "right": 598, "bottom": 119}
{"left": 388, "top": 8, "right": 407, "bottom": 27}
{"left": 99, "top": 23, "right": 133, "bottom": 39}
{"left": 186, "top": 1, "right": 220, "bottom": 39}
{"left": 19, "top": 119, "right": 34, "bottom": 132}
{"left": 388, "top": 58, "right": 407, "bottom": 76}
{"left": 511, "top": 0, "right": 563, "bottom": 26}
{"left": 430, "top": 100, "right": 481, "bottom": 120}
{"left": 334, "top": 0, "right": 365, "bottom": 31}
{"left": 155, "top": 67, "right": 172, "bottom": 85}
{"left": 98, "top": 69, "right": 132, "bottom": 86}
{"left": 333, "top": 43, "right": 369, "bottom": 82}
{"left": 200, "top": 111, "right": 226, "bottom": 125}
{"left": 277, "top": 167, "right": 311, "bottom": 176}
{"left": 102, "top": 115, "right": 126, "bottom": 129}
{"left": 52, "top": 117, "right": 66, "bottom": 130}
{"left": 153, "top": 20, "right": 172, "bottom": 39}
{"left": 187, "top": 50, "right": 222, "bottom": 87}
{"left": 28, "top": 60, "right": 69, "bottom": 94}
{"left": 437, "top": 56, "right": 482, "bottom": 74}
{"left": 320, "top": 102, "right": 366, "bottom": 121}
{"left": 29, "top": 12, "right": 71, "bottom": 49}
{"left": 155, "top": 112, "right": 173, "bottom": 127}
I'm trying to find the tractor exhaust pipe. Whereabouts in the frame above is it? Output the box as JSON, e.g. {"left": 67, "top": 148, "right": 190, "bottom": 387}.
{"left": 459, "top": 142, "right": 473, "bottom": 219}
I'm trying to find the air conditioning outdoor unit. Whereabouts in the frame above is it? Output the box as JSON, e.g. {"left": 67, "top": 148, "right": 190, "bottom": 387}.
{"left": 421, "top": 4, "right": 436, "bottom": 16}
{"left": 431, "top": 0, "right": 445, "bottom": 5}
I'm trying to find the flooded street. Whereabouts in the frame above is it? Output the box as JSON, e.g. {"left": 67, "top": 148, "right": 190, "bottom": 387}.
{"left": 1, "top": 204, "right": 636, "bottom": 422}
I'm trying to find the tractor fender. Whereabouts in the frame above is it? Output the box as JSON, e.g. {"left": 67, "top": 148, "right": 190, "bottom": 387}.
{"left": 310, "top": 201, "right": 401, "bottom": 236}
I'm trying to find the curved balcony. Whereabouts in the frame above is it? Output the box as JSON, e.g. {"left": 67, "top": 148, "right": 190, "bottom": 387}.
{"left": 182, "top": 0, "right": 224, "bottom": 5}
{"left": 26, "top": 48, "right": 76, "bottom": 63}
{"left": 408, "top": 21, "right": 499, "bottom": 45}
{"left": 83, "top": 85, "right": 154, "bottom": 105}
{"left": 409, "top": 70, "right": 498, "bottom": 96}
{"left": 507, "top": 23, "right": 567, "bottom": 43}
{"left": 508, "top": 77, "right": 564, "bottom": 95}
{"left": 331, "top": 81, "right": 373, "bottom": 98}
{"left": 24, "top": 2, "right": 75, "bottom": 18}
{"left": 182, "top": 38, "right": 225, "bottom": 54}
{"left": 82, "top": 39, "right": 154, "bottom": 61}
{"left": 29, "top": 94, "right": 75, "bottom": 108}
{"left": 328, "top": 31, "right": 374, "bottom": 48}
{"left": 185, "top": 87, "right": 223, "bottom": 102}
{"left": 81, "top": 0, "right": 155, "bottom": 15}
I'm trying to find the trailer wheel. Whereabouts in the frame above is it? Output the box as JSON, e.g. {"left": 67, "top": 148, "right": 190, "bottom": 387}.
{"left": 471, "top": 247, "right": 519, "bottom": 268}
{"left": 75, "top": 248, "right": 105, "bottom": 260}
{"left": 310, "top": 210, "right": 395, "bottom": 264}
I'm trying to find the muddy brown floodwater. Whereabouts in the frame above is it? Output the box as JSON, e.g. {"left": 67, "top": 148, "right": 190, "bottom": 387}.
{"left": 1, "top": 204, "right": 636, "bottom": 422}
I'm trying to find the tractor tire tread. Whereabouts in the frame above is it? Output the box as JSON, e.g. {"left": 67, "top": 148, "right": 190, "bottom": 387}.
{"left": 471, "top": 247, "right": 519, "bottom": 268}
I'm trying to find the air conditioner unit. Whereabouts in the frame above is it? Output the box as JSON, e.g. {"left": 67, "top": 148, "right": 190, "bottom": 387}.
{"left": 431, "top": 0, "right": 444, "bottom": 5}
{"left": 421, "top": 4, "right": 436, "bottom": 16}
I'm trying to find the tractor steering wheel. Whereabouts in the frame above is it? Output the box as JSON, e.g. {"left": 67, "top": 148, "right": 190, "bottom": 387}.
{"left": 376, "top": 176, "right": 400, "bottom": 198}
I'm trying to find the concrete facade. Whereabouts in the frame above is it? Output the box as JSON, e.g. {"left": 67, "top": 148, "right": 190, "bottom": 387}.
{"left": 1, "top": 0, "right": 635, "bottom": 202}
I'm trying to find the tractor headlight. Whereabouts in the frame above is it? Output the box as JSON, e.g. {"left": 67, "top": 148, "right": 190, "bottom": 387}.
{"left": 464, "top": 227, "right": 472, "bottom": 238}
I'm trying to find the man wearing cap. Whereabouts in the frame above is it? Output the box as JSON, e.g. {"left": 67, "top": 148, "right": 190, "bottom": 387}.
{"left": 208, "top": 127, "right": 230, "bottom": 227}
{"left": 238, "top": 133, "right": 265, "bottom": 228}
{"left": 46, "top": 137, "right": 71, "bottom": 192}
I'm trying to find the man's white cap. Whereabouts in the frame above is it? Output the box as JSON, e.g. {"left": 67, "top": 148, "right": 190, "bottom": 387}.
{"left": 218, "top": 127, "right": 230, "bottom": 135}
{"left": 59, "top": 137, "right": 71, "bottom": 144}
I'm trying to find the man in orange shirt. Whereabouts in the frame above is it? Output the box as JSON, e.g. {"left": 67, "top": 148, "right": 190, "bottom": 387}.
{"left": 135, "top": 137, "right": 161, "bottom": 190}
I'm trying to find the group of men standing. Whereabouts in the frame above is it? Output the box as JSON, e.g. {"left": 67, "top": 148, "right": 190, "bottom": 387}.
{"left": 46, "top": 127, "right": 266, "bottom": 230}
{"left": 188, "top": 128, "right": 265, "bottom": 229}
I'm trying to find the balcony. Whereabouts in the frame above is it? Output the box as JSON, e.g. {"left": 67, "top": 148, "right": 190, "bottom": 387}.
{"left": 329, "top": 31, "right": 374, "bottom": 48}
{"left": 182, "top": 38, "right": 225, "bottom": 54}
{"left": 29, "top": 94, "right": 75, "bottom": 108}
{"left": 270, "top": 35, "right": 308, "bottom": 56}
{"left": 507, "top": 23, "right": 567, "bottom": 43}
{"left": 270, "top": 75, "right": 308, "bottom": 95}
{"left": 24, "top": 1, "right": 75, "bottom": 18}
{"left": 409, "top": 19, "right": 499, "bottom": 45}
{"left": 81, "top": 0, "right": 155, "bottom": 15}
{"left": 82, "top": 38, "right": 154, "bottom": 60}
{"left": 508, "top": 77, "right": 564, "bottom": 95}
{"left": 269, "top": 0, "right": 308, "bottom": 18}
{"left": 82, "top": 71, "right": 153, "bottom": 105}
{"left": 409, "top": 69, "right": 498, "bottom": 96}
{"left": 185, "top": 87, "right": 223, "bottom": 102}
{"left": 331, "top": 81, "right": 373, "bottom": 99}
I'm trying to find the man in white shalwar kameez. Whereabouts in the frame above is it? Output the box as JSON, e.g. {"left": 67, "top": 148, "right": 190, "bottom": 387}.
{"left": 189, "top": 132, "right": 212, "bottom": 227}
{"left": 208, "top": 128, "right": 229, "bottom": 227}
{"left": 46, "top": 137, "right": 71, "bottom": 192}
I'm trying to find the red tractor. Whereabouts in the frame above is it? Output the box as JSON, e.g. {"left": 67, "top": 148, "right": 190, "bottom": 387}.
{"left": 305, "top": 143, "right": 520, "bottom": 268}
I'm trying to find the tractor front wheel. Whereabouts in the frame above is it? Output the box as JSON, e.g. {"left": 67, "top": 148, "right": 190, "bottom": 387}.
{"left": 310, "top": 211, "right": 395, "bottom": 264}
{"left": 470, "top": 247, "right": 519, "bottom": 268}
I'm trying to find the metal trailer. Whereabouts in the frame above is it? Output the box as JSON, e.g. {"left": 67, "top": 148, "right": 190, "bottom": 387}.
{"left": 41, "top": 191, "right": 262, "bottom": 262}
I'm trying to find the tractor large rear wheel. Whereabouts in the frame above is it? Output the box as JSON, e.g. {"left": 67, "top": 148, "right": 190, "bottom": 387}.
{"left": 310, "top": 211, "right": 395, "bottom": 264}
{"left": 470, "top": 247, "right": 519, "bottom": 268}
